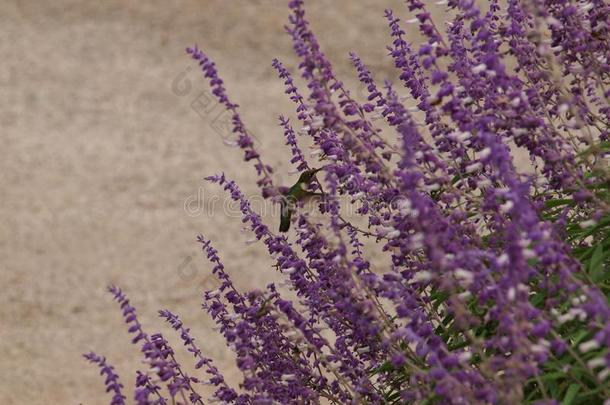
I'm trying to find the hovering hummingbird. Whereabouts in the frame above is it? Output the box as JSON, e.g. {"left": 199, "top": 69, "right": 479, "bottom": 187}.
{"left": 279, "top": 168, "right": 322, "bottom": 233}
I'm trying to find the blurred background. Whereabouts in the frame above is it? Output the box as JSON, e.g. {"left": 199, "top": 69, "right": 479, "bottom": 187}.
{"left": 1, "top": 1, "right": 449, "bottom": 403}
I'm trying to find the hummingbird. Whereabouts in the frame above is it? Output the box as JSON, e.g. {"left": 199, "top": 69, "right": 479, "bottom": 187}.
{"left": 279, "top": 168, "right": 322, "bottom": 233}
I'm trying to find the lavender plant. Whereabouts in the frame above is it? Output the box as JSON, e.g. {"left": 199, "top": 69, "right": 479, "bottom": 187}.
{"left": 86, "top": 1, "right": 610, "bottom": 403}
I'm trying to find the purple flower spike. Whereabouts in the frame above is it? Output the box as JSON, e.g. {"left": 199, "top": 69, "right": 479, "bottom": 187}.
{"left": 83, "top": 352, "right": 127, "bottom": 405}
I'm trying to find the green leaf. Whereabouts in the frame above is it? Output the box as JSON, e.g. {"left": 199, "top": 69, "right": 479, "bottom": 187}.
{"left": 530, "top": 291, "right": 547, "bottom": 307}
{"left": 385, "top": 390, "right": 401, "bottom": 403}
{"left": 569, "top": 330, "right": 590, "bottom": 347}
{"left": 544, "top": 198, "right": 574, "bottom": 209}
{"left": 420, "top": 394, "right": 441, "bottom": 405}
{"left": 588, "top": 243, "right": 608, "bottom": 282}
{"left": 370, "top": 361, "right": 394, "bottom": 375}
{"left": 537, "top": 371, "right": 567, "bottom": 382}
{"left": 561, "top": 384, "right": 580, "bottom": 405}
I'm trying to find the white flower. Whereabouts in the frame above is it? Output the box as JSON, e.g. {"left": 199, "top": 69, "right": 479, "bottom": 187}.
{"left": 479, "top": 147, "right": 491, "bottom": 159}
{"left": 472, "top": 63, "right": 487, "bottom": 74}
{"left": 458, "top": 291, "right": 472, "bottom": 301}
{"left": 499, "top": 200, "right": 514, "bottom": 213}
{"left": 376, "top": 225, "right": 394, "bottom": 237}
{"left": 458, "top": 352, "right": 472, "bottom": 362}
{"left": 477, "top": 178, "right": 492, "bottom": 188}
{"left": 410, "top": 233, "right": 424, "bottom": 249}
{"left": 556, "top": 308, "right": 587, "bottom": 324}
{"left": 425, "top": 183, "right": 440, "bottom": 192}
{"left": 580, "top": 2, "right": 593, "bottom": 13}
{"left": 310, "top": 116, "right": 324, "bottom": 129}
{"left": 522, "top": 249, "right": 536, "bottom": 260}
{"left": 397, "top": 198, "right": 412, "bottom": 211}
{"left": 466, "top": 162, "right": 482, "bottom": 173}
{"left": 386, "top": 230, "right": 401, "bottom": 239}
{"left": 579, "top": 339, "right": 600, "bottom": 353}
{"left": 530, "top": 344, "right": 547, "bottom": 354}
{"left": 410, "top": 271, "right": 433, "bottom": 283}
{"left": 454, "top": 268, "right": 474, "bottom": 285}
{"left": 497, "top": 253, "right": 509, "bottom": 266}
{"left": 450, "top": 131, "right": 472, "bottom": 143}
{"left": 579, "top": 219, "right": 597, "bottom": 229}
{"left": 587, "top": 357, "right": 606, "bottom": 370}
{"left": 545, "top": 16, "right": 561, "bottom": 27}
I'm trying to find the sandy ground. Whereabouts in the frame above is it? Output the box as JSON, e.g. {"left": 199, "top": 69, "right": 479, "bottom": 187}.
{"left": 0, "top": 1, "right": 436, "bottom": 403}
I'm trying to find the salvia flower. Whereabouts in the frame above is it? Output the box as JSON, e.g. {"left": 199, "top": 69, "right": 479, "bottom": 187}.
{"left": 86, "top": 1, "right": 610, "bottom": 403}
{"left": 83, "top": 352, "right": 127, "bottom": 405}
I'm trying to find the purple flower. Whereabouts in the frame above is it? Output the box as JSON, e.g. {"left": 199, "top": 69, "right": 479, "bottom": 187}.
{"left": 83, "top": 352, "right": 127, "bottom": 405}
{"left": 87, "top": 1, "right": 610, "bottom": 403}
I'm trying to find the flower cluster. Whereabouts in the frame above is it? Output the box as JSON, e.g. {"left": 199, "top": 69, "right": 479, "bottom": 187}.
{"left": 86, "top": 1, "right": 609, "bottom": 404}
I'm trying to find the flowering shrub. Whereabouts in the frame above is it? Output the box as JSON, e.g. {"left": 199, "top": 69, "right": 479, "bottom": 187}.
{"left": 86, "top": 0, "right": 610, "bottom": 404}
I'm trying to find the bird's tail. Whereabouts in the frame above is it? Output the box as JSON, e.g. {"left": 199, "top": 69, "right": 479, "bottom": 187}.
{"left": 279, "top": 212, "right": 291, "bottom": 232}
{"left": 279, "top": 198, "right": 292, "bottom": 232}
